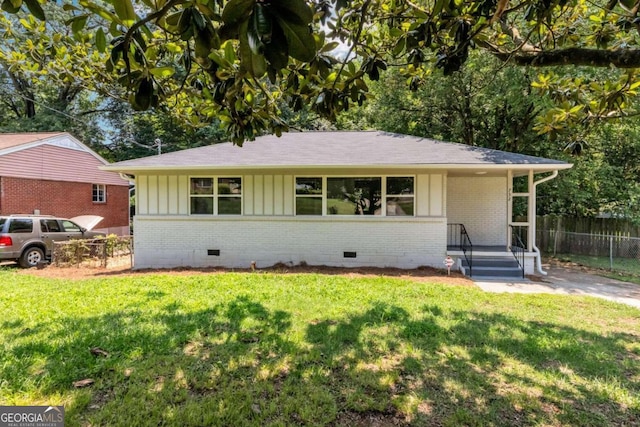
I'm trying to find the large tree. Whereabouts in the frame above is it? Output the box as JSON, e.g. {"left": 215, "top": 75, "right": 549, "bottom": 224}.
{"left": 337, "top": 51, "right": 640, "bottom": 220}
{"left": 5, "top": 0, "right": 640, "bottom": 142}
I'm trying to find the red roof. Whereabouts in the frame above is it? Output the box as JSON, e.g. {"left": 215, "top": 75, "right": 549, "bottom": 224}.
{"left": 0, "top": 132, "right": 128, "bottom": 186}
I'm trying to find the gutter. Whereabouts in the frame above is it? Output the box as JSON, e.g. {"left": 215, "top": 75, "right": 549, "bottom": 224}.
{"left": 531, "top": 170, "right": 558, "bottom": 275}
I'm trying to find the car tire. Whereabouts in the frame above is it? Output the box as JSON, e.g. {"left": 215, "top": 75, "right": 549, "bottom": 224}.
{"left": 19, "top": 247, "right": 44, "bottom": 268}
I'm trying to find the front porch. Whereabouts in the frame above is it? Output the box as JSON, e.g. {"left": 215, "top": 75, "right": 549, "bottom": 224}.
{"left": 445, "top": 169, "right": 558, "bottom": 280}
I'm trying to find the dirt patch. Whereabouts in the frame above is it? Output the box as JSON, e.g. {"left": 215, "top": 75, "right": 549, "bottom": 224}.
{"left": 14, "top": 258, "right": 473, "bottom": 286}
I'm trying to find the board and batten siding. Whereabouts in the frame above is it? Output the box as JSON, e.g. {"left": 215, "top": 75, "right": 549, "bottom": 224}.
{"left": 135, "top": 173, "right": 446, "bottom": 216}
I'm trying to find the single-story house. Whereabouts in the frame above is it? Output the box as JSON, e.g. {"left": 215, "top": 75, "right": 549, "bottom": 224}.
{"left": 102, "top": 131, "right": 572, "bottom": 277}
{"left": 0, "top": 132, "right": 131, "bottom": 235}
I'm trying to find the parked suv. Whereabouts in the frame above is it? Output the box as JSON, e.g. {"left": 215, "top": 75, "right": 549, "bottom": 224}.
{"left": 0, "top": 215, "right": 103, "bottom": 267}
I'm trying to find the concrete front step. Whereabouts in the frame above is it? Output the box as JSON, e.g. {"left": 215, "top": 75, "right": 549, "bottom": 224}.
{"left": 459, "top": 256, "right": 525, "bottom": 280}
{"left": 461, "top": 256, "right": 520, "bottom": 268}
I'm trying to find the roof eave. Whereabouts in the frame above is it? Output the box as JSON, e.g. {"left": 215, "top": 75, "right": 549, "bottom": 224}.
{"left": 100, "top": 163, "right": 572, "bottom": 173}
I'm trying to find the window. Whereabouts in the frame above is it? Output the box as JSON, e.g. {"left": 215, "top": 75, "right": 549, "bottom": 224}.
{"left": 41, "top": 219, "right": 61, "bottom": 232}
{"left": 8, "top": 219, "right": 33, "bottom": 233}
{"left": 327, "top": 177, "right": 382, "bottom": 215}
{"left": 295, "top": 177, "right": 323, "bottom": 215}
{"left": 93, "top": 184, "right": 106, "bottom": 203}
{"left": 61, "top": 220, "right": 81, "bottom": 232}
{"left": 190, "top": 177, "right": 242, "bottom": 215}
{"left": 294, "top": 176, "right": 415, "bottom": 217}
{"left": 386, "top": 177, "right": 414, "bottom": 216}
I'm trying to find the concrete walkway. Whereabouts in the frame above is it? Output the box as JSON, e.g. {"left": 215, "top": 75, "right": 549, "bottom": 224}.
{"left": 475, "top": 264, "right": 640, "bottom": 309}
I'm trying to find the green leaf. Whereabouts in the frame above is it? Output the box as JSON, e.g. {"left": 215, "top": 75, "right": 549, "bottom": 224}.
{"left": 166, "top": 11, "right": 182, "bottom": 27}
{"left": 71, "top": 15, "right": 89, "bottom": 33}
{"left": 223, "top": 40, "right": 236, "bottom": 63}
{"left": 112, "top": 0, "right": 136, "bottom": 25}
{"left": 320, "top": 41, "right": 340, "bottom": 53}
{"left": 149, "top": 67, "right": 175, "bottom": 78}
{"left": 272, "top": 0, "right": 313, "bottom": 25}
{"left": 80, "top": 1, "right": 118, "bottom": 23}
{"left": 1, "top": 0, "right": 21, "bottom": 14}
{"left": 96, "top": 28, "right": 107, "bottom": 52}
{"left": 24, "top": 0, "right": 44, "bottom": 20}
{"left": 222, "top": 0, "right": 254, "bottom": 26}
{"left": 239, "top": 19, "right": 266, "bottom": 77}
{"left": 275, "top": 18, "right": 315, "bottom": 62}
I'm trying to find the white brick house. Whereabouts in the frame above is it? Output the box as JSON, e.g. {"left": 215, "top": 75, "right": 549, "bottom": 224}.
{"left": 102, "top": 131, "right": 571, "bottom": 277}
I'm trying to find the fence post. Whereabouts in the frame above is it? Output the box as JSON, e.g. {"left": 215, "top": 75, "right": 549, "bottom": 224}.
{"left": 103, "top": 241, "right": 108, "bottom": 268}
{"left": 609, "top": 235, "right": 613, "bottom": 271}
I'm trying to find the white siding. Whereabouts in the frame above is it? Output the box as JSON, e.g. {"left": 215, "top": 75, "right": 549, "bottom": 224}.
{"left": 429, "top": 174, "right": 444, "bottom": 216}
{"left": 133, "top": 216, "right": 446, "bottom": 269}
{"left": 447, "top": 176, "right": 507, "bottom": 246}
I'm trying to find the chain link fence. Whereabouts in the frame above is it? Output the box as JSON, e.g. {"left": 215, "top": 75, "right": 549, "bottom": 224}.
{"left": 52, "top": 235, "right": 133, "bottom": 268}
{"left": 537, "top": 229, "right": 640, "bottom": 275}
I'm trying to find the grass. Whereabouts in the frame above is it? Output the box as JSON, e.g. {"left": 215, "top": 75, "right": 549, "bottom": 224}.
{"left": 554, "top": 253, "right": 640, "bottom": 285}
{"left": 1, "top": 268, "right": 639, "bottom": 426}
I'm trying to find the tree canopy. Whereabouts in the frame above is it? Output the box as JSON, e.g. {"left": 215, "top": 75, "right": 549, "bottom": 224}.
{"left": 4, "top": 0, "right": 640, "bottom": 142}
{"left": 337, "top": 51, "right": 640, "bottom": 221}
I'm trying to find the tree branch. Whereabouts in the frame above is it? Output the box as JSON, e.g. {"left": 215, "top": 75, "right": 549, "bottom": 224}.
{"left": 493, "top": 47, "right": 640, "bottom": 68}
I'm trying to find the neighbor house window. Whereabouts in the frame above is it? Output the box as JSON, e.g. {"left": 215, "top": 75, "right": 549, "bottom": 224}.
{"left": 295, "top": 177, "right": 323, "bottom": 215}
{"left": 92, "top": 184, "right": 106, "bottom": 203}
{"left": 327, "top": 177, "right": 382, "bottom": 215}
{"left": 190, "top": 177, "right": 242, "bottom": 215}
{"left": 386, "top": 177, "right": 414, "bottom": 216}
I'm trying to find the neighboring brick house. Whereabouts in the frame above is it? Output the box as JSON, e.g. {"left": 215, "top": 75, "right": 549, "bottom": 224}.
{"left": 103, "top": 131, "right": 572, "bottom": 277}
{"left": 0, "top": 132, "right": 130, "bottom": 235}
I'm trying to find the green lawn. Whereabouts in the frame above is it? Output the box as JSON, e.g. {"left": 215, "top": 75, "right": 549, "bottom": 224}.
{"left": 553, "top": 254, "right": 640, "bottom": 285}
{"left": 1, "top": 268, "right": 639, "bottom": 426}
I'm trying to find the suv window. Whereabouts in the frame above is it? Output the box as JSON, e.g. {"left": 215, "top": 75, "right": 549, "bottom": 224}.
{"left": 41, "top": 219, "right": 62, "bottom": 232}
{"left": 8, "top": 219, "right": 33, "bottom": 233}
{"left": 61, "top": 220, "right": 81, "bottom": 232}
{"left": 0, "top": 217, "right": 6, "bottom": 231}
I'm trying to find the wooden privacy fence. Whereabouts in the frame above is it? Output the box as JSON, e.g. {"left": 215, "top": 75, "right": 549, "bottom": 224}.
{"left": 537, "top": 230, "right": 640, "bottom": 259}
{"left": 537, "top": 229, "right": 640, "bottom": 274}
{"left": 537, "top": 216, "right": 640, "bottom": 237}
{"left": 52, "top": 235, "right": 133, "bottom": 267}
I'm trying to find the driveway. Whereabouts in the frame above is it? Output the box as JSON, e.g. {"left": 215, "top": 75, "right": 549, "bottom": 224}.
{"left": 475, "top": 264, "right": 640, "bottom": 309}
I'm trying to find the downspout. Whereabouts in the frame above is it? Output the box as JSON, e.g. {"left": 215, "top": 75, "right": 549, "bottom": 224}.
{"left": 531, "top": 170, "right": 558, "bottom": 275}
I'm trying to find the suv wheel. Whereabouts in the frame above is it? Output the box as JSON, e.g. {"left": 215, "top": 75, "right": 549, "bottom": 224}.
{"left": 19, "top": 247, "right": 44, "bottom": 268}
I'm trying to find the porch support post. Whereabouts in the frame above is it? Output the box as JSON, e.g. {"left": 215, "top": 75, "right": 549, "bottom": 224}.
{"left": 528, "top": 170, "right": 534, "bottom": 252}
{"left": 531, "top": 170, "right": 559, "bottom": 275}
{"left": 507, "top": 169, "right": 513, "bottom": 251}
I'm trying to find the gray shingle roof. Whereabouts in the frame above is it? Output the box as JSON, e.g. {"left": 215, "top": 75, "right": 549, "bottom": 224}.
{"left": 103, "top": 131, "right": 570, "bottom": 171}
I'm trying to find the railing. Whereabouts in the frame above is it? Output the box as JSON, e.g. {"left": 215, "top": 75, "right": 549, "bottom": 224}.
{"left": 447, "top": 223, "right": 473, "bottom": 276}
{"left": 509, "top": 225, "right": 526, "bottom": 278}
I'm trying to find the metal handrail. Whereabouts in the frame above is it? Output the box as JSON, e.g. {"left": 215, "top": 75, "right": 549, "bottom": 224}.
{"left": 447, "top": 223, "right": 473, "bottom": 277}
{"left": 509, "top": 225, "right": 526, "bottom": 278}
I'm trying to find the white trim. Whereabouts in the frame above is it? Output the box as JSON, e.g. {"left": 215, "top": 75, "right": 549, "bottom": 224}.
{"left": 101, "top": 163, "right": 573, "bottom": 173}
{"left": 92, "top": 183, "right": 107, "bottom": 203}
{"left": 134, "top": 214, "right": 446, "bottom": 223}
{"left": 0, "top": 133, "right": 111, "bottom": 166}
